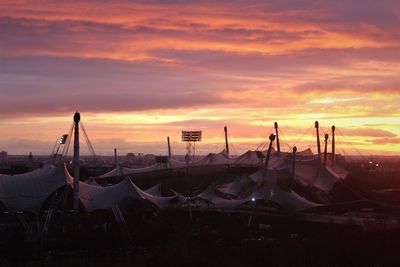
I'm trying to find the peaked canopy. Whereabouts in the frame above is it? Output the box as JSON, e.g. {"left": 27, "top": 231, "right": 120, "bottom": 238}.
{"left": 144, "top": 184, "right": 162, "bottom": 196}
{"left": 249, "top": 169, "right": 319, "bottom": 211}
{"left": 252, "top": 148, "right": 348, "bottom": 191}
{"left": 196, "top": 185, "right": 251, "bottom": 210}
{"left": 217, "top": 175, "right": 253, "bottom": 197}
{"left": 191, "top": 151, "right": 233, "bottom": 167}
{"left": 232, "top": 150, "right": 264, "bottom": 167}
{"left": 170, "top": 150, "right": 233, "bottom": 169}
{"left": 0, "top": 165, "right": 67, "bottom": 213}
{"left": 98, "top": 163, "right": 164, "bottom": 179}
{"left": 132, "top": 183, "right": 181, "bottom": 209}
{"left": 65, "top": 165, "right": 180, "bottom": 210}
{"left": 65, "top": 165, "right": 142, "bottom": 211}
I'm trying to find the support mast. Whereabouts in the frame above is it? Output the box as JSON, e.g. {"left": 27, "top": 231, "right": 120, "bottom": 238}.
{"left": 263, "top": 134, "right": 276, "bottom": 181}
{"left": 224, "top": 126, "right": 229, "bottom": 155}
{"left": 331, "top": 125, "right": 336, "bottom": 168}
{"left": 114, "top": 148, "right": 117, "bottom": 167}
{"left": 315, "top": 121, "right": 321, "bottom": 156}
{"left": 73, "top": 112, "right": 80, "bottom": 213}
{"left": 324, "top": 133, "right": 329, "bottom": 166}
{"left": 167, "top": 136, "right": 172, "bottom": 158}
{"left": 292, "top": 146, "right": 297, "bottom": 179}
{"left": 274, "top": 122, "right": 280, "bottom": 153}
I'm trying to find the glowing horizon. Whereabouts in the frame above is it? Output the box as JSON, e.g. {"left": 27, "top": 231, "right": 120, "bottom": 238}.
{"left": 0, "top": 0, "right": 399, "bottom": 156}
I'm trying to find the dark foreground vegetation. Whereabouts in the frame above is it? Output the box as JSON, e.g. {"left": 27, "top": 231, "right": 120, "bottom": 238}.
{"left": 1, "top": 208, "right": 400, "bottom": 267}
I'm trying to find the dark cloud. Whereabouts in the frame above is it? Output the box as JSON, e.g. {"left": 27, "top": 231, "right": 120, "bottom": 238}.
{"left": 0, "top": 56, "right": 229, "bottom": 115}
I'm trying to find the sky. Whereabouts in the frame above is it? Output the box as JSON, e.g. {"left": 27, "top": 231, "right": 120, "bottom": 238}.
{"left": 0, "top": 0, "right": 399, "bottom": 156}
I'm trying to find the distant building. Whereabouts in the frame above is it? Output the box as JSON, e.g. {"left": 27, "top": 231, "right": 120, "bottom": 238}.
{"left": 0, "top": 151, "right": 7, "bottom": 163}
{"left": 0, "top": 150, "right": 8, "bottom": 163}
{"left": 126, "top": 153, "right": 135, "bottom": 162}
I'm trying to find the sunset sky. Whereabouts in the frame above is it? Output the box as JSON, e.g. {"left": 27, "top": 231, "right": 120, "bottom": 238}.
{"left": 0, "top": 0, "right": 399, "bottom": 156}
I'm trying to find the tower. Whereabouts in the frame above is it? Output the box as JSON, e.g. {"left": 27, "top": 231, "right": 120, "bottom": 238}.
{"left": 181, "top": 131, "right": 202, "bottom": 163}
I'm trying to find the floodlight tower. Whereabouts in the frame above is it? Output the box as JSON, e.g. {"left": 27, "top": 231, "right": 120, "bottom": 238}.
{"left": 181, "top": 131, "right": 202, "bottom": 163}
{"left": 51, "top": 134, "right": 68, "bottom": 164}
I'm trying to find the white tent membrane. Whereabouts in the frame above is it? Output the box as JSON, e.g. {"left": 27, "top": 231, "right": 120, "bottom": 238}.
{"left": 325, "top": 157, "right": 348, "bottom": 180}
{"left": 265, "top": 152, "right": 287, "bottom": 170}
{"left": 216, "top": 175, "right": 254, "bottom": 198}
{"left": 250, "top": 148, "right": 348, "bottom": 192}
{"left": 132, "top": 183, "right": 180, "bottom": 209}
{"left": 296, "top": 148, "right": 314, "bottom": 157}
{"left": 65, "top": 165, "right": 181, "bottom": 210}
{"left": 168, "top": 158, "right": 188, "bottom": 169}
{"left": 191, "top": 151, "right": 233, "bottom": 167}
{"left": 169, "top": 150, "right": 234, "bottom": 169}
{"left": 293, "top": 160, "right": 343, "bottom": 191}
{"left": 276, "top": 155, "right": 347, "bottom": 192}
{"left": 65, "top": 166, "right": 142, "bottom": 211}
{"left": 85, "top": 177, "right": 100, "bottom": 186}
{"left": 98, "top": 163, "right": 165, "bottom": 179}
{"left": 0, "top": 165, "right": 67, "bottom": 213}
{"left": 144, "top": 184, "right": 162, "bottom": 196}
{"left": 249, "top": 169, "right": 319, "bottom": 211}
{"left": 231, "top": 150, "right": 264, "bottom": 167}
{"left": 196, "top": 185, "right": 251, "bottom": 211}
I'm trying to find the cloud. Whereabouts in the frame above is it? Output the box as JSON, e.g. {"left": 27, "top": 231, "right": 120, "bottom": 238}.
{"left": 340, "top": 128, "right": 397, "bottom": 138}
{"left": 0, "top": 0, "right": 399, "bottom": 155}
{"left": 369, "top": 137, "right": 400, "bottom": 145}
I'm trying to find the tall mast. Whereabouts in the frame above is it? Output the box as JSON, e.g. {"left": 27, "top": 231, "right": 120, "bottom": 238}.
{"left": 167, "top": 136, "right": 172, "bottom": 158}
{"left": 331, "top": 125, "right": 336, "bottom": 168}
{"left": 73, "top": 111, "right": 80, "bottom": 213}
{"left": 263, "top": 134, "right": 276, "bottom": 181}
{"left": 274, "top": 122, "right": 280, "bottom": 153}
{"left": 324, "top": 133, "right": 329, "bottom": 166}
{"left": 292, "top": 146, "right": 297, "bottom": 179}
{"left": 224, "top": 126, "right": 229, "bottom": 155}
{"left": 114, "top": 148, "right": 117, "bottom": 166}
{"left": 315, "top": 121, "right": 321, "bottom": 155}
